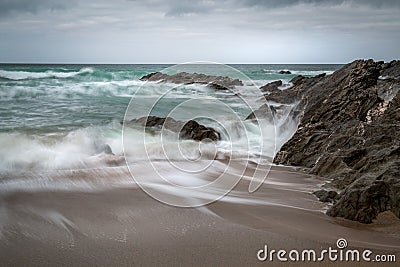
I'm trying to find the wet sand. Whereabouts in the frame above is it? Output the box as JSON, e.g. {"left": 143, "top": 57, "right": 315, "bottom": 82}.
{"left": 0, "top": 162, "right": 399, "bottom": 266}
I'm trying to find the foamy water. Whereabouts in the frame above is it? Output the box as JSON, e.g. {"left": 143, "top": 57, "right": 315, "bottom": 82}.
{"left": 0, "top": 63, "right": 341, "bottom": 193}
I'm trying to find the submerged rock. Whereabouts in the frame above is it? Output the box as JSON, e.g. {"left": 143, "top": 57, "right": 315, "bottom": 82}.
{"left": 279, "top": 70, "right": 291, "bottom": 74}
{"left": 252, "top": 59, "right": 400, "bottom": 223}
{"left": 123, "top": 116, "right": 221, "bottom": 142}
{"left": 140, "top": 71, "right": 243, "bottom": 89}
{"left": 103, "top": 144, "right": 114, "bottom": 155}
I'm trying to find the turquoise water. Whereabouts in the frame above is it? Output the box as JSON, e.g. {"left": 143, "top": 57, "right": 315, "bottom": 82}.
{"left": 0, "top": 64, "right": 342, "bottom": 171}
{"left": 0, "top": 64, "right": 341, "bottom": 132}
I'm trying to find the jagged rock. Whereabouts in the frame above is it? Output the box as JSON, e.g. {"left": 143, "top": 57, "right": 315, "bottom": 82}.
{"left": 314, "top": 73, "right": 326, "bottom": 79}
{"left": 260, "top": 74, "right": 327, "bottom": 104}
{"left": 313, "top": 189, "right": 338, "bottom": 203}
{"left": 381, "top": 60, "right": 400, "bottom": 79}
{"left": 290, "top": 75, "right": 306, "bottom": 85}
{"left": 252, "top": 59, "right": 399, "bottom": 223}
{"left": 327, "top": 161, "right": 400, "bottom": 223}
{"left": 140, "top": 71, "right": 243, "bottom": 89}
{"left": 260, "top": 80, "right": 282, "bottom": 93}
{"left": 279, "top": 70, "right": 291, "bottom": 74}
{"left": 207, "top": 82, "right": 229, "bottom": 90}
{"left": 123, "top": 116, "right": 221, "bottom": 142}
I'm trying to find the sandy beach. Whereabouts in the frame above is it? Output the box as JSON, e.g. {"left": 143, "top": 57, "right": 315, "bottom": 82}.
{"left": 0, "top": 162, "right": 398, "bottom": 266}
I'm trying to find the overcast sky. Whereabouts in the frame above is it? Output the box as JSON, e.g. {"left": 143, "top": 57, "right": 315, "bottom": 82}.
{"left": 0, "top": 0, "right": 399, "bottom": 63}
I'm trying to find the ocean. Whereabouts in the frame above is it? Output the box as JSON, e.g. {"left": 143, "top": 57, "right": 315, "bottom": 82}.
{"left": 0, "top": 63, "right": 342, "bottom": 174}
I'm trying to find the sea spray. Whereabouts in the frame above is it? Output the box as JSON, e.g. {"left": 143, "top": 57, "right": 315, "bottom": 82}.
{"left": 0, "top": 63, "right": 341, "bottom": 195}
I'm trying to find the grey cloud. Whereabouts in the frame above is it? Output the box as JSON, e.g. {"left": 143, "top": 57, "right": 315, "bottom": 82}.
{"left": 240, "top": 0, "right": 400, "bottom": 8}
{"left": 0, "top": 0, "right": 74, "bottom": 17}
{"left": 131, "top": 0, "right": 400, "bottom": 18}
{"left": 165, "top": 2, "right": 213, "bottom": 17}
{"left": 0, "top": 0, "right": 399, "bottom": 63}
{"left": 128, "top": 0, "right": 217, "bottom": 17}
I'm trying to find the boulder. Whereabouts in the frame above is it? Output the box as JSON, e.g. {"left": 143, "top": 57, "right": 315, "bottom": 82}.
{"left": 123, "top": 116, "right": 221, "bottom": 142}
{"left": 279, "top": 70, "right": 292, "bottom": 74}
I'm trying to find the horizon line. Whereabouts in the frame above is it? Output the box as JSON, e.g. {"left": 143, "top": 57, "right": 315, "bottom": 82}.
{"left": 0, "top": 62, "right": 348, "bottom": 65}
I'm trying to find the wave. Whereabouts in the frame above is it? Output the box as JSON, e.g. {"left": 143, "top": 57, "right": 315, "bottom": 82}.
{"left": 0, "top": 125, "right": 124, "bottom": 171}
{"left": 0, "top": 67, "right": 94, "bottom": 80}
{"left": 0, "top": 81, "right": 143, "bottom": 100}
{"left": 290, "top": 70, "right": 334, "bottom": 76}
{"left": 0, "top": 79, "right": 217, "bottom": 100}
{"left": 0, "top": 117, "right": 281, "bottom": 172}
{"left": 262, "top": 69, "right": 334, "bottom": 76}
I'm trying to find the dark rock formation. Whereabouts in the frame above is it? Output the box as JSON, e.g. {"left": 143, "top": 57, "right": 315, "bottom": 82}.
{"left": 279, "top": 70, "right": 292, "bottom": 74}
{"left": 245, "top": 104, "right": 276, "bottom": 122}
{"left": 103, "top": 144, "right": 114, "bottom": 155}
{"left": 314, "top": 73, "right": 326, "bottom": 79}
{"left": 253, "top": 59, "right": 399, "bottom": 223}
{"left": 313, "top": 190, "right": 338, "bottom": 203}
{"left": 260, "top": 80, "right": 282, "bottom": 93}
{"left": 140, "top": 72, "right": 243, "bottom": 89}
{"left": 263, "top": 74, "right": 326, "bottom": 104}
{"left": 123, "top": 116, "right": 221, "bottom": 142}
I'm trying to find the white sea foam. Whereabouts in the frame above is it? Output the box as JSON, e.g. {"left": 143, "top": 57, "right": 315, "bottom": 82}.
{"left": 0, "top": 78, "right": 217, "bottom": 100}
{"left": 0, "top": 113, "right": 291, "bottom": 172}
{"left": 0, "top": 64, "right": 311, "bottom": 197}
{"left": 290, "top": 70, "right": 334, "bottom": 76}
{"left": 0, "top": 68, "right": 93, "bottom": 80}
{"left": 262, "top": 69, "right": 334, "bottom": 76}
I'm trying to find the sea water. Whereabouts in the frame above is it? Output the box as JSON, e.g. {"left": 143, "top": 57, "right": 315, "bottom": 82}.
{"left": 0, "top": 64, "right": 341, "bottom": 172}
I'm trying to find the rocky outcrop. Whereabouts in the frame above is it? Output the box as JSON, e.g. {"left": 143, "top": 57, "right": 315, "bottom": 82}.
{"left": 264, "top": 74, "right": 326, "bottom": 104}
{"left": 254, "top": 59, "right": 399, "bottom": 223}
{"left": 140, "top": 72, "right": 243, "bottom": 89}
{"left": 123, "top": 116, "right": 221, "bottom": 142}
{"left": 279, "top": 70, "right": 291, "bottom": 74}
{"left": 259, "top": 80, "right": 282, "bottom": 93}
{"left": 313, "top": 189, "right": 338, "bottom": 203}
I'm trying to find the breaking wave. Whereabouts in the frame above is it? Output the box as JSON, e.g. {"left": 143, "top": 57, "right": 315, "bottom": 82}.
{"left": 0, "top": 68, "right": 94, "bottom": 81}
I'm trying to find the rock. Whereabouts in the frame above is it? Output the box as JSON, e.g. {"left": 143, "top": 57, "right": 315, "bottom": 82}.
{"left": 380, "top": 60, "right": 400, "bottom": 79}
{"left": 377, "top": 78, "right": 400, "bottom": 101}
{"left": 279, "top": 70, "right": 291, "bottom": 74}
{"left": 245, "top": 103, "right": 299, "bottom": 125}
{"left": 313, "top": 189, "right": 338, "bottom": 203}
{"left": 260, "top": 80, "right": 282, "bottom": 93}
{"left": 290, "top": 75, "right": 306, "bottom": 85}
{"left": 207, "top": 82, "right": 229, "bottom": 90}
{"left": 245, "top": 103, "right": 276, "bottom": 122}
{"left": 327, "top": 177, "right": 395, "bottom": 223}
{"left": 139, "top": 72, "right": 163, "bottom": 81}
{"left": 257, "top": 59, "right": 399, "bottom": 223}
{"left": 103, "top": 144, "right": 114, "bottom": 155}
{"left": 140, "top": 71, "right": 243, "bottom": 89}
{"left": 260, "top": 74, "right": 326, "bottom": 104}
{"left": 123, "top": 116, "right": 220, "bottom": 142}
{"left": 314, "top": 73, "right": 326, "bottom": 79}
{"left": 95, "top": 144, "right": 115, "bottom": 155}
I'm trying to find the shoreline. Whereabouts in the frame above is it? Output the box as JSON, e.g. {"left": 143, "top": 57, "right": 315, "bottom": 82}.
{"left": 1, "top": 163, "right": 398, "bottom": 266}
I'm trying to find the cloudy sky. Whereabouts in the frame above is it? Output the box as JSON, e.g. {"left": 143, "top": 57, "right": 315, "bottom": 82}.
{"left": 0, "top": 0, "right": 399, "bottom": 63}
